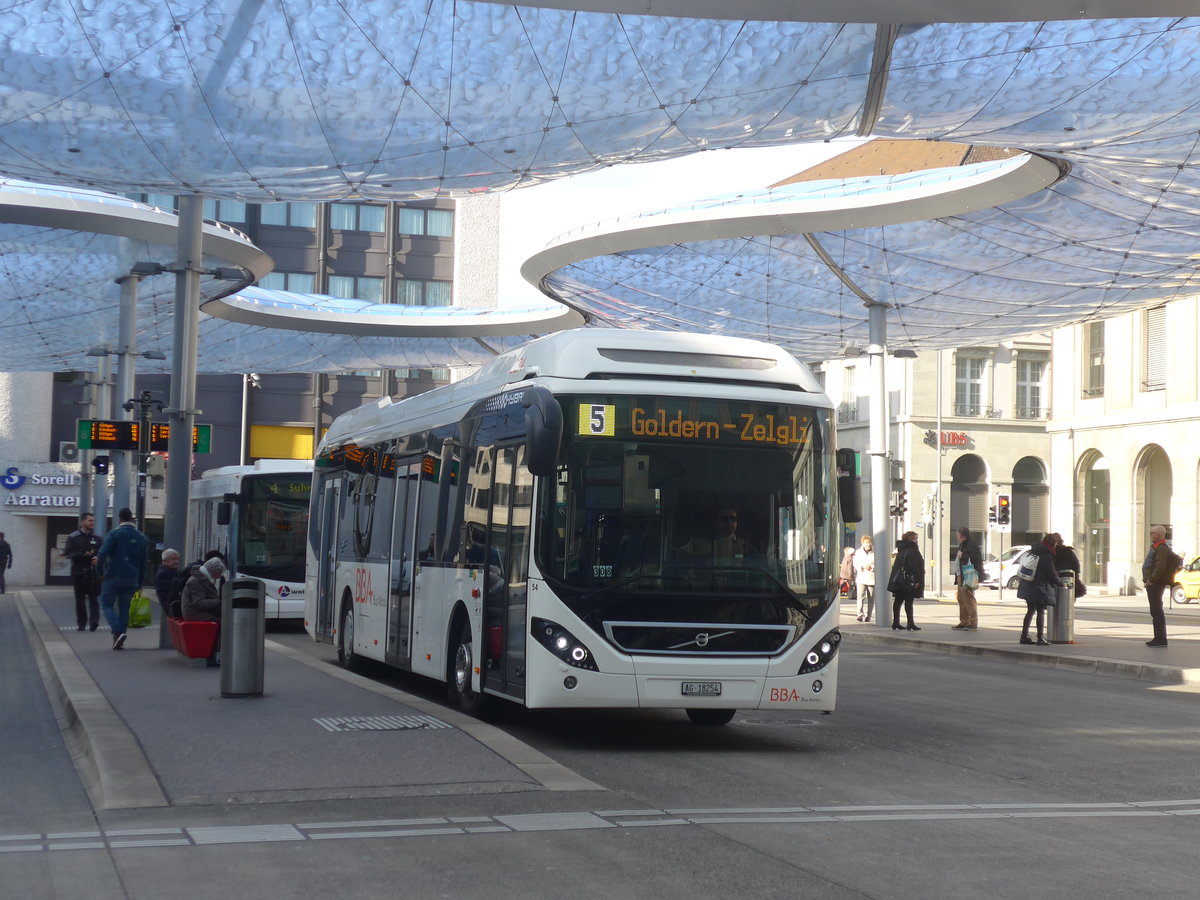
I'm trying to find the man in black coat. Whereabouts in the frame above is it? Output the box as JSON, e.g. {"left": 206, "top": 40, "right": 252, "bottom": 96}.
{"left": 63, "top": 512, "right": 102, "bottom": 631}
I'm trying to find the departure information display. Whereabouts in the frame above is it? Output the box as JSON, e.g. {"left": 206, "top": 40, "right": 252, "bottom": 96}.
{"left": 76, "top": 420, "right": 213, "bottom": 453}
{"left": 570, "top": 397, "right": 813, "bottom": 447}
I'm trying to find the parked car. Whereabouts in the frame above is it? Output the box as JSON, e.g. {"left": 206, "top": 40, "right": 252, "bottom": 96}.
{"left": 1171, "top": 555, "right": 1200, "bottom": 604}
{"left": 983, "top": 544, "right": 1032, "bottom": 590}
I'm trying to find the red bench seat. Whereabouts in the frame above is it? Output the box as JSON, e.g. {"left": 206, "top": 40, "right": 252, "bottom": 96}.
{"left": 167, "top": 617, "right": 219, "bottom": 660}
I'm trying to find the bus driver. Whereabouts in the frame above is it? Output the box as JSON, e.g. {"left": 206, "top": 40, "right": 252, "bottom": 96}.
{"left": 680, "top": 507, "right": 752, "bottom": 565}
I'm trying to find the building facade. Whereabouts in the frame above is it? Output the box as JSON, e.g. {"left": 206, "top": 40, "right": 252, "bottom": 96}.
{"left": 1049, "top": 298, "right": 1200, "bottom": 593}
{"left": 818, "top": 337, "right": 1052, "bottom": 588}
{"left": 2, "top": 195, "right": 507, "bottom": 586}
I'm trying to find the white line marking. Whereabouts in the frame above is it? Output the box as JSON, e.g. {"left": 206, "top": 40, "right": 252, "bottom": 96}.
{"left": 188, "top": 825, "right": 305, "bottom": 844}
{"left": 8, "top": 798, "right": 1200, "bottom": 856}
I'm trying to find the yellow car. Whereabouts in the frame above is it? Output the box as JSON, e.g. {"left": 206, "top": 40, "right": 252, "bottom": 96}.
{"left": 1171, "top": 555, "right": 1200, "bottom": 604}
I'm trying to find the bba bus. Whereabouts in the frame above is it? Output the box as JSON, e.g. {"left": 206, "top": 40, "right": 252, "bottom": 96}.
{"left": 305, "top": 329, "right": 859, "bottom": 724}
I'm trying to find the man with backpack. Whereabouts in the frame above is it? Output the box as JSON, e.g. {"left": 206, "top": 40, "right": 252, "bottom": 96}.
{"left": 1142, "top": 523, "right": 1181, "bottom": 648}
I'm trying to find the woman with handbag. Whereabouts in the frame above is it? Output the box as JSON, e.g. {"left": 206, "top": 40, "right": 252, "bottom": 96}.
{"left": 889, "top": 531, "right": 925, "bottom": 631}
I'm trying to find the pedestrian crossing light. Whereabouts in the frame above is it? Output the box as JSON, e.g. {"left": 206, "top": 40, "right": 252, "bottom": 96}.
{"left": 996, "top": 494, "right": 1011, "bottom": 526}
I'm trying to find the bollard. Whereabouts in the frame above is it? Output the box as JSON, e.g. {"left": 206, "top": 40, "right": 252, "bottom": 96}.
{"left": 1049, "top": 570, "right": 1076, "bottom": 644}
{"left": 220, "top": 577, "right": 266, "bottom": 698}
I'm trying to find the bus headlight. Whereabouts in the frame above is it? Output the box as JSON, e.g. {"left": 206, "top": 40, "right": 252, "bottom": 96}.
{"left": 798, "top": 629, "right": 841, "bottom": 674}
{"left": 532, "top": 617, "right": 599, "bottom": 671}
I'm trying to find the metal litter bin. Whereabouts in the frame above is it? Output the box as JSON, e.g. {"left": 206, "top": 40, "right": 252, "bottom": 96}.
{"left": 220, "top": 577, "right": 266, "bottom": 698}
{"left": 1048, "top": 570, "right": 1075, "bottom": 644}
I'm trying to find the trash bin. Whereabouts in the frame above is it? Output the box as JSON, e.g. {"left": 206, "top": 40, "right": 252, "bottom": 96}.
{"left": 1048, "top": 570, "right": 1075, "bottom": 644}
{"left": 220, "top": 577, "right": 266, "bottom": 698}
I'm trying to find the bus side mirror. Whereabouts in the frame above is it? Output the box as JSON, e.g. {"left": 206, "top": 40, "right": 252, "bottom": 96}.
{"left": 835, "top": 448, "right": 862, "bottom": 523}
{"left": 523, "top": 386, "right": 563, "bottom": 478}
{"left": 216, "top": 501, "right": 231, "bottom": 526}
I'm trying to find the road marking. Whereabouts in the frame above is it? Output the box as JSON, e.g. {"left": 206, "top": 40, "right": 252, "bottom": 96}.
{"left": 3, "top": 798, "right": 1198, "bottom": 854}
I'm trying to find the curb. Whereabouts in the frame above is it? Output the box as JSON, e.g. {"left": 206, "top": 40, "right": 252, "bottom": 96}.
{"left": 16, "top": 592, "right": 169, "bottom": 811}
{"left": 843, "top": 630, "right": 1200, "bottom": 686}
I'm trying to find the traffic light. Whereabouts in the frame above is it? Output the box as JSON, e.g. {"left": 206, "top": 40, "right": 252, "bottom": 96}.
{"left": 895, "top": 490, "right": 907, "bottom": 517}
{"left": 996, "top": 494, "right": 1011, "bottom": 526}
{"left": 92, "top": 455, "right": 109, "bottom": 475}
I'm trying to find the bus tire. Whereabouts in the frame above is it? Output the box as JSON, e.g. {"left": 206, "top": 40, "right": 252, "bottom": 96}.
{"left": 337, "top": 599, "right": 361, "bottom": 672}
{"left": 448, "top": 619, "right": 485, "bottom": 717}
{"left": 685, "top": 708, "right": 736, "bottom": 726}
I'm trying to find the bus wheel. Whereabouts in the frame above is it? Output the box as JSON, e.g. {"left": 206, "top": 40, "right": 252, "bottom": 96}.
{"left": 448, "top": 622, "right": 484, "bottom": 717}
{"left": 337, "top": 603, "right": 360, "bottom": 672}
{"left": 685, "top": 708, "right": 736, "bottom": 726}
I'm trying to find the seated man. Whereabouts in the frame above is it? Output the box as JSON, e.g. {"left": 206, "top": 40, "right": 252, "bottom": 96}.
{"left": 679, "top": 507, "right": 753, "bottom": 566}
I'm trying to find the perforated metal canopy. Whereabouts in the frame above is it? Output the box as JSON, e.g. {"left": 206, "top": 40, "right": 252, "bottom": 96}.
{"left": 1, "top": 3, "right": 1198, "bottom": 368}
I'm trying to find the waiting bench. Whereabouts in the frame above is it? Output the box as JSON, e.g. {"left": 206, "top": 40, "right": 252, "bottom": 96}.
{"left": 167, "top": 617, "right": 219, "bottom": 664}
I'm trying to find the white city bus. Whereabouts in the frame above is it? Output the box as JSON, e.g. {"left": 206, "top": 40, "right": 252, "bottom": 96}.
{"left": 188, "top": 459, "right": 313, "bottom": 620}
{"left": 305, "top": 329, "right": 860, "bottom": 724}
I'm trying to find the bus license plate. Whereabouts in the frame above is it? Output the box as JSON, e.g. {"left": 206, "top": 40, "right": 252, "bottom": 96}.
{"left": 681, "top": 681, "right": 722, "bottom": 697}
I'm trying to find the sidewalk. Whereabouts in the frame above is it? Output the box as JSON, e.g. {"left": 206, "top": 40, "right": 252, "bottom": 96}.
{"left": 840, "top": 592, "right": 1200, "bottom": 686}
{"left": 15, "top": 588, "right": 601, "bottom": 812}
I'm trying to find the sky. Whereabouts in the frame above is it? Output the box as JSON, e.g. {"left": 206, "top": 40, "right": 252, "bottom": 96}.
{"left": 494, "top": 139, "right": 866, "bottom": 309}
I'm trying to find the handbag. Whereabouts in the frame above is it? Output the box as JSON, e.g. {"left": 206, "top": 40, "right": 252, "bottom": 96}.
{"left": 961, "top": 561, "right": 980, "bottom": 590}
{"left": 128, "top": 590, "right": 153, "bottom": 628}
{"left": 890, "top": 564, "right": 919, "bottom": 593}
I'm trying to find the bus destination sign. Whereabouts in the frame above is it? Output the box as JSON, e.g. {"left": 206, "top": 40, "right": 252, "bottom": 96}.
{"left": 76, "top": 420, "right": 213, "bottom": 453}
{"left": 574, "top": 398, "right": 811, "bottom": 447}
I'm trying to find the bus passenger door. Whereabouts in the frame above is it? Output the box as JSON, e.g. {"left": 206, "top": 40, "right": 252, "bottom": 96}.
{"left": 485, "top": 445, "right": 530, "bottom": 702}
{"left": 314, "top": 476, "right": 342, "bottom": 641}
{"left": 386, "top": 461, "right": 418, "bottom": 669}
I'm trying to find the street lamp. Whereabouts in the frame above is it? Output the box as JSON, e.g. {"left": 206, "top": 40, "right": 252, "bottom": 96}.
{"left": 121, "top": 390, "right": 165, "bottom": 533}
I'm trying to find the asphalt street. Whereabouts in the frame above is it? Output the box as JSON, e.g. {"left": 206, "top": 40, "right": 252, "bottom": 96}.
{"left": 4, "top": 590, "right": 1198, "bottom": 899}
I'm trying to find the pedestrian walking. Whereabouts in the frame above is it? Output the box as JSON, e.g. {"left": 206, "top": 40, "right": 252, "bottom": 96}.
{"left": 1141, "top": 523, "right": 1181, "bottom": 648}
{"left": 952, "top": 527, "right": 983, "bottom": 631}
{"left": 853, "top": 536, "right": 875, "bottom": 622}
{"left": 0, "top": 531, "right": 12, "bottom": 593}
{"left": 96, "top": 508, "right": 149, "bottom": 650}
{"left": 63, "top": 512, "right": 102, "bottom": 631}
{"left": 1017, "top": 534, "right": 1064, "bottom": 646}
{"left": 889, "top": 530, "right": 925, "bottom": 631}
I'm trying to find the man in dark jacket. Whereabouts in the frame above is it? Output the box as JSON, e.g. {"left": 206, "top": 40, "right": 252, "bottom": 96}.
{"left": 1141, "top": 523, "right": 1179, "bottom": 647}
{"left": 1017, "top": 534, "right": 1064, "bottom": 646}
{"left": 96, "top": 508, "right": 148, "bottom": 649}
{"left": 64, "top": 512, "right": 102, "bottom": 631}
{"left": 952, "top": 527, "right": 983, "bottom": 631}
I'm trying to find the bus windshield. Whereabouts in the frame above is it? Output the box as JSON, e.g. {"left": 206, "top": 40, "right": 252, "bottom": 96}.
{"left": 537, "top": 396, "right": 838, "bottom": 633}
{"left": 238, "top": 474, "right": 311, "bottom": 582}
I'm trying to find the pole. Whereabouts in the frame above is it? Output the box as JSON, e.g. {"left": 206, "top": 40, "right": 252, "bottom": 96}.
{"left": 113, "top": 274, "right": 139, "bottom": 519}
{"left": 93, "top": 354, "right": 111, "bottom": 538}
{"left": 867, "top": 301, "right": 891, "bottom": 625}
{"left": 935, "top": 349, "right": 944, "bottom": 596}
{"left": 163, "top": 196, "right": 204, "bottom": 556}
{"left": 79, "top": 375, "right": 94, "bottom": 517}
{"left": 135, "top": 391, "right": 153, "bottom": 533}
